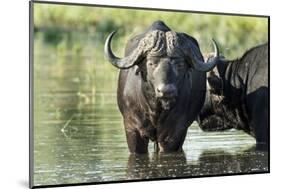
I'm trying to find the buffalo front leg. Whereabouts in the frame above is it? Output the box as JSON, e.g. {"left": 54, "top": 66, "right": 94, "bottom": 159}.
{"left": 253, "top": 107, "right": 268, "bottom": 150}
{"left": 248, "top": 91, "right": 269, "bottom": 151}
{"left": 124, "top": 120, "right": 149, "bottom": 154}
{"left": 157, "top": 128, "right": 188, "bottom": 153}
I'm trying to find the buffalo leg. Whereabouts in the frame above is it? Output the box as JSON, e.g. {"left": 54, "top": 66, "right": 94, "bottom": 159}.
{"left": 158, "top": 129, "right": 188, "bottom": 152}
{"left": 124, "top": 122, "right": 149, "bottom": 154}
{"left": 248, "top": 91, "right": 268, "bottom": 150}
{"left": 253, "top": 107, "right": 268, "bottom": 150}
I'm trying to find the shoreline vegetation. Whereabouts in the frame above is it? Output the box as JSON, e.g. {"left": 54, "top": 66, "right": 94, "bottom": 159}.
{"left": 34, "top": 3, "right": 268, "bottom": 60}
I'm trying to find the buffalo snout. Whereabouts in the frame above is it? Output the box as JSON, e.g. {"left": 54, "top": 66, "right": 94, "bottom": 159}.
{"left": 156, "top": 84, "right": 178, "bottom": 99}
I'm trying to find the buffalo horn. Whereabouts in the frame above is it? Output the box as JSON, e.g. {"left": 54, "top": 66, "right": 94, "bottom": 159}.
{"left": 193, "top": 39, "right": 220, "bottom": 72}
{"left": 104, "top": 31, "right": 140, "bottom": 69}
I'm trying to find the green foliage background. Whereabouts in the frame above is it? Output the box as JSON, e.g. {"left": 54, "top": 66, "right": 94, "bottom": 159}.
{"left": 34, "top": 3, "right": 268, "bottom": 60}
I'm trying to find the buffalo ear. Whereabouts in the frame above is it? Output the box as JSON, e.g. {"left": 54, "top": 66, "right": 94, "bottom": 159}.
{"left": 207, "top": 73, "right": 223, "bottom": 95}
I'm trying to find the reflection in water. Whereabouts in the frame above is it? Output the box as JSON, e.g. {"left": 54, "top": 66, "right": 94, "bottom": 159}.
{"left": 33, "top": 37, "right": 268, "bottom": 187}
{"left": 126, "top": 147, "right": 268, "bottom": 180}
{"left": 196, "top": 148, "right": 268, "bottom": 175}
{"left": 127, "top": 152, "right": 188, "bottom": 180}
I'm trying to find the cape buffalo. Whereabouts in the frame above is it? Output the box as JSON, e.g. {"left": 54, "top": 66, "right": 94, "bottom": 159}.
{"left": 198, "top": 43, "right": 269, "bottom": 150}
{"left": 104, "top": 21, "right": 220, "bottom": 153}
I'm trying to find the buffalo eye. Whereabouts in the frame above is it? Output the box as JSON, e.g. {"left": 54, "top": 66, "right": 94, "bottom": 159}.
{"left": 170, "top": 58, "right": 186, "bottom": 67}
{"left": 171, "top": 60, "right": 186, "bottom": 73}
{"left": 147, "top": 60, "right": 158, "bottom": 68}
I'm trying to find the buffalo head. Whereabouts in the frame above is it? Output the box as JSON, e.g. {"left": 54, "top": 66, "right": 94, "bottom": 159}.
{"left": 104, "top": 21, "right": 220, "bottom": 110}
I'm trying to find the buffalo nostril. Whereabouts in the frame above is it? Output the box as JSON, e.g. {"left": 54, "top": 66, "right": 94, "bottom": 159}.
{"left": 156, "top": 84, "right": 177, "bottom": 98}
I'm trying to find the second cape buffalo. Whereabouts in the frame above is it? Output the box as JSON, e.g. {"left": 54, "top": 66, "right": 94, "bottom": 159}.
{"left": 198, "top": 43, "right": 269, "bottom": 150}
{"left": 104, "top": 21, "right": 220, "bottom": 153}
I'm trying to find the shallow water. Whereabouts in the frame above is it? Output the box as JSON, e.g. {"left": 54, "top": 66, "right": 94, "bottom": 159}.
{"left": 33, "top": 39, "right": 268, "bottom": 187}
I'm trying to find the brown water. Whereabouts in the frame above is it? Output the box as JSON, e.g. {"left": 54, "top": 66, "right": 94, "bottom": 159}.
{"left": 32, "top": 39, "right": 268, "bottom": 187}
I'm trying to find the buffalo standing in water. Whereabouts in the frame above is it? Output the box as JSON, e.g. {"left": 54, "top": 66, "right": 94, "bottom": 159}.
{"left": 198, "top": 43, "right": 269, "bottom": 150}
{"left": 104, "top": 21, "right": 220, "bottom": 153}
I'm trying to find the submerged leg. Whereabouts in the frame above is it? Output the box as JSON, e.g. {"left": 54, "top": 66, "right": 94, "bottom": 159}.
{"left": 124, "top": 121, "right": 149, "bottom": 154}
{"left": 158, "top": 130, "right": 187, "bottom": 153}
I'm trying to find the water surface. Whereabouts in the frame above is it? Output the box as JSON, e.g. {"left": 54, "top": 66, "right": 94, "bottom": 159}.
{"left": 33, "top": 38, "right": 268, "bottom": 187}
